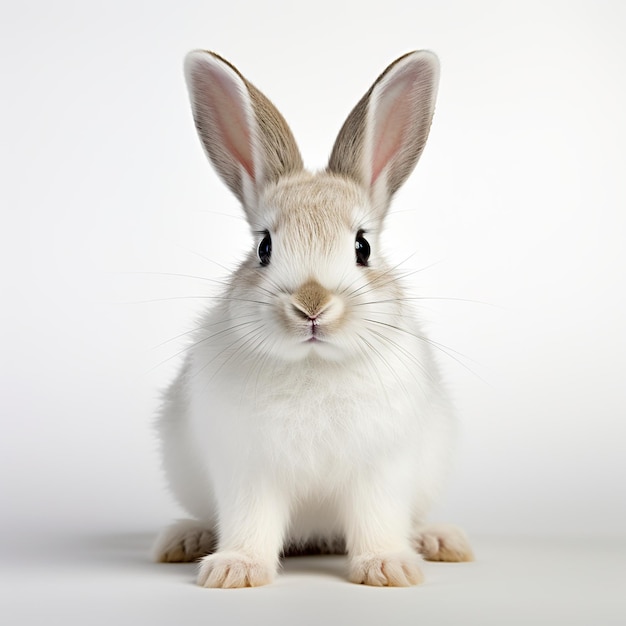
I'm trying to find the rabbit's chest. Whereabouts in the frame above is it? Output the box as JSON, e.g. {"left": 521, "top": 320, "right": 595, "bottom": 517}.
{"left": 244, "top": 365, "right": 416, "bottom": 475}
{"left": 193, "top": 355, "right": 423, "bottom": 487}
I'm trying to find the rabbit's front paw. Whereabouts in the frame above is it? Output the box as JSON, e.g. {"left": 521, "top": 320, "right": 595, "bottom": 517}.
{"left": 349, "top": 551, "right": 424, "bottom": 587}
{"left": 197, "top": 552, "right": 274, "bottom": 588}
{"left": 416, "top": 524, "right": 474, "bottom": 562}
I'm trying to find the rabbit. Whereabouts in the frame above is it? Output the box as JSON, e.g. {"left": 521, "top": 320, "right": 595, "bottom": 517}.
{"left": 152, "top": 49, "right": 473, "bottom": 588}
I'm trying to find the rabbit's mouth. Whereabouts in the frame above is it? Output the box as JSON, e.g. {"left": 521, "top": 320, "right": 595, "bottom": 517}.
{"left": 302, "top": 325, "right": 324, "bottom": 344}
{"left": 297, "top": 311, "right": 343, "bottom": 347}
{"left": 297, "top": 321, "right": 336, "bottom": 351}
{"left": 306, "top": 317, "right": 321, "bottom": 341}
{"left": 276, "top": 315, "right": 352, "bottom": 362}
{"left": 304, "top": 326, "right": 323, "bottom": 343}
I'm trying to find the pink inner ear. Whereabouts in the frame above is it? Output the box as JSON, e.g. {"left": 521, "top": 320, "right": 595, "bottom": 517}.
{"left": 369, "top": 73, "right": 415, "bottom": 186}
{"left": 193, "top": 64, "right": 255, "bottom": 180}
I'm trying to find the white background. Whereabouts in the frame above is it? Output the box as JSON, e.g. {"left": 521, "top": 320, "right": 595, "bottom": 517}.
{"left": 1, "top": 0, "right": 625, "bottom": 609}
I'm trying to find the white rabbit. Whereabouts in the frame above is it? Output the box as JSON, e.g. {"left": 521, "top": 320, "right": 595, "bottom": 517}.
{"left": 153, "top": 50, "right": 473, "bottom": 588}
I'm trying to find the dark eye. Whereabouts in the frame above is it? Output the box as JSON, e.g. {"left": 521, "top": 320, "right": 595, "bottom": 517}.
{"left": 355, "top": 230, "right": 370, "bottom": 266}
{"left": 258, "top": 231, "right": 272, "bottom": 266}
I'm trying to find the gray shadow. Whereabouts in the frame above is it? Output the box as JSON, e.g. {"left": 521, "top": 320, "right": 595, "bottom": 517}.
{"left": 17, "top": 530, "right": 350, "bottom": 584}
{"left": 281, "top": 554, "right": 347, "bottom": 581}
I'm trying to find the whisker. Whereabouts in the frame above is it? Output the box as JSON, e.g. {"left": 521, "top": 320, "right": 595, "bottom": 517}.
{"left": 350, "top": 263, "right": 452, "bottom": 303}
{"left": 177, "top": 246, "right": 238, "bottom": 275}
{"left": 152, "top": 313, "right": 260, "bottom": 350}
{"left": 149, "top": 319, "right": 259, "bottom": 373}
{"left": 117, "top": 270, "right": 230, "bottom": 287}
{"left": 250, "top": 278, "right": 286, "bottom": 301}
{"left": 342, "top": 252, "right": 419, "bottom": 301}
{"left": 196, "top": 209, "right": 247, "bottom": 222}
{"left": 364, "top": 318, "right": 489, "bottom": 385}
{"left": 366, "top": 326, "right": 435, "bottom": 389}
{"left": 123, "top": 295, "right": 272, "bottom": 307}
{"left": 240, "top": 333, "right": 277, "bottom": 405}
{"left": 357, "top": 332, "right": 412, "bottom": 404}
{"left": 350, "top": 336, "right": 394, "bottom": 408}
{"left": 191, "top": 324, "right": 266, "bottom": 384}
{"left": 354, "top": 296, "right": 498, "bottom": 308}
{"left": 250, "top": 269, "right": 289, "bottom": 298}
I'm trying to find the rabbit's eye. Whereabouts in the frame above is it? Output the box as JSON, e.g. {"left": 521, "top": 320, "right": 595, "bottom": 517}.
{"left": 258, "top": 231, "right": 272, "bottom": 266}
{"left": 355, "top": 230, "right": 370, "bottom": 266}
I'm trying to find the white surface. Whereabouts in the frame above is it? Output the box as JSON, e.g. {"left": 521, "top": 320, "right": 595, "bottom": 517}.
{"left": 2, "top": 532, "right": 624, "bottom": 625}
{"left": 1, "top": 0, "right": 626, "bottom": 616}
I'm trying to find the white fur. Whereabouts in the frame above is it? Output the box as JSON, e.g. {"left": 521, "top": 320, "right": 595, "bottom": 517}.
{"left": 154, "top": 50, "right": 470, "bottom": 588}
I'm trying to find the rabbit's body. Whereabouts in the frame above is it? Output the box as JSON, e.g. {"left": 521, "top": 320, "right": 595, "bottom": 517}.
{"left": 160, "top": 330, "right": 449, "bottom": 529}
{"left": 154, "top": 51, "right": 473, "bottom": 587}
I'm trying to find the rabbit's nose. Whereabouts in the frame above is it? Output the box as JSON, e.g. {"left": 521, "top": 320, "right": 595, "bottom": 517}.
{"left": 291, "top": 303, "right": 319, "bottom": 322}
{"left": 289, "top": 280, "right": 346, "bottom": 328}
{"left": 291, "top": 279, "right": 332, "bottom": 320}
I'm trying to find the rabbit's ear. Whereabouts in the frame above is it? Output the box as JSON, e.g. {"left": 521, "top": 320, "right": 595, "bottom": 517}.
{"left": 328, "top": 51, "right": 439, "bottom": 217}
{"left": 184, "top": 51, "right": 303, "bottom": 215}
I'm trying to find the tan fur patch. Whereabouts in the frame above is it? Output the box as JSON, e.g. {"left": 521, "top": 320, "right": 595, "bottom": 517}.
{"left": 292, "top": 279, "right": 332, "bottom": 318}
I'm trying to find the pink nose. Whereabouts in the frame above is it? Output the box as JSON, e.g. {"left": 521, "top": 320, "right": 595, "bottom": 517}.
{"left": 291, "top": 304, "right": 321, "bottom": 322}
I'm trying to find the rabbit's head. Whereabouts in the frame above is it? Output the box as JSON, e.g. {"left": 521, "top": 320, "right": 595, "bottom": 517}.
{"left": 185, "top": 51, "right": 439, "bottom": 362}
